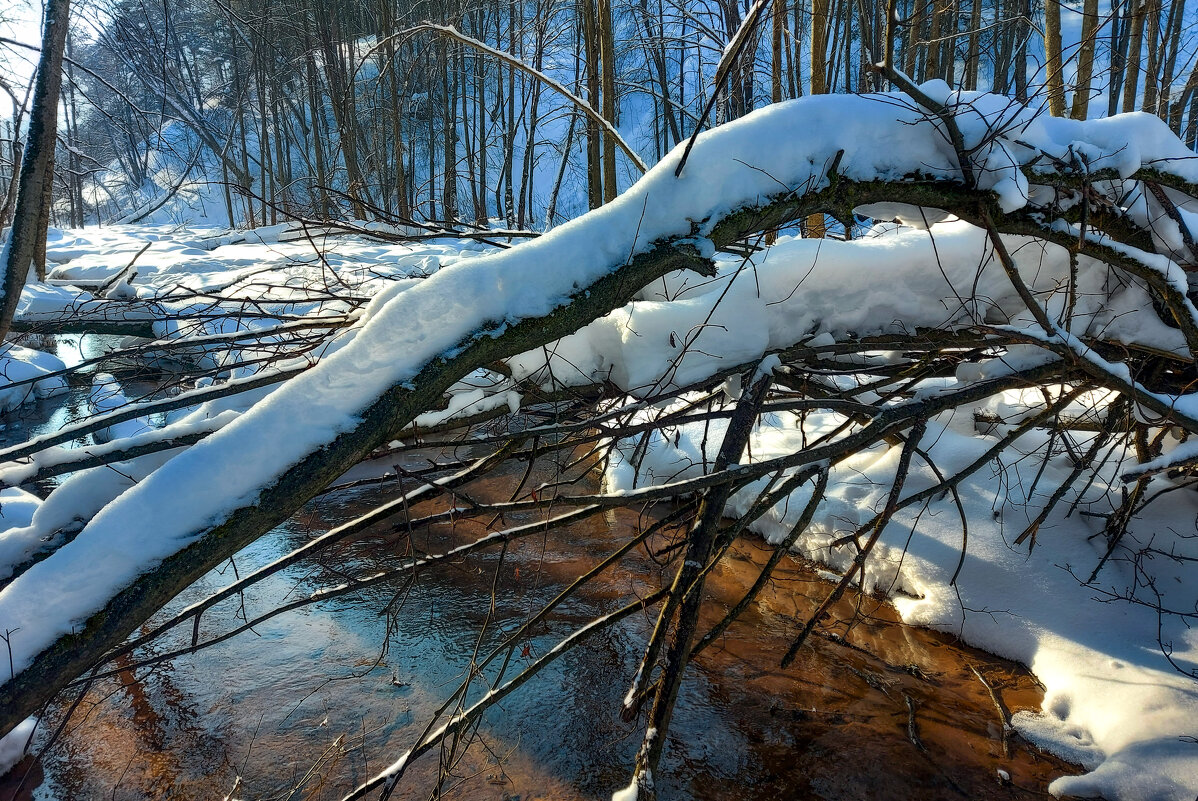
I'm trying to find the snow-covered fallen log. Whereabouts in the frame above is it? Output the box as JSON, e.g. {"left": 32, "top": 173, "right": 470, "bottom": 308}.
{"left": 5, "top": 88, "right": 1198, "bottom": 801}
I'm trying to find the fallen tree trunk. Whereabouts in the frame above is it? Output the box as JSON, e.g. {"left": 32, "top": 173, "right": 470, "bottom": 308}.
{"left": 6, "top": 92, "right": 1198, "bottom": 801}
{"left": 0, "top": 180, "right": 856, "bottom": 732}
{"left": 4, "top": 168, "right": 1198, "bottom": 735}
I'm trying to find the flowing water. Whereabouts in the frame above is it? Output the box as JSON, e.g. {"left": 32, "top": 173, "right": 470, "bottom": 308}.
{"left": 0, "top": 358, "right": 1081, "bottom": 801}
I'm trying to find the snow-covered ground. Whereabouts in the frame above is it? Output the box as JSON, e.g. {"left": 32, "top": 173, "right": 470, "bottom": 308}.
{"left": 1, "top": 90, "right": 1197, "bottom": 798}
{"left": 2, "top": 220, "right": 1194, "bottom": 800}
{"left": 0, "top": 345, "right": 68, "bottom": 414}
{"left": 605, "top": 385, "right": 1198, "bottom": 801}
{"left": 0, "top": 222, "right": 487, "bottom": 583}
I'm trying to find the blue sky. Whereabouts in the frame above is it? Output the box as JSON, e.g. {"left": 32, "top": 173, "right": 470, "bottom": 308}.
{"left": 1, "top": 0, "right": 44, "bottom": 116}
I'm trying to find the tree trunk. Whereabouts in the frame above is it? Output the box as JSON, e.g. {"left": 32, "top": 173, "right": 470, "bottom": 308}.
{"left": 1170, "top": 37, "right": 1198, "bottom": 133}
{"left": 1156, "top": 0, "right": 1184, "bottom": 122}
{"left": 442, "top": 41, "right": 458, "bottom": 222}
{"left": 599, "top": 0, "right": 618, "bottom": 204}
{"left": 772, "top": 0, "right": 784, "bottom": 104}
{"left": 503, "top": 1, "right": 518, "bottom": 221}
{"left": 304, "top": 23, "right": 332, "bottom": 219}
{"left": 808, "top": 0, "right": 828, "bottom": 238}
{"left": 582, "top": 0, "right": 603, "bottom": 209}
{"left": 1044, "top": 0, "right": 1067, "bottom": 116}
{"left": 904, "top": 0, "right": 926, "bottom": 77}
{"left": 1123, "top": 0, "right": 1145, "bottom": 112}
{"left": 1108, "top": 0, "right": 1127, "bottom": 115}
{"left": 965, "top": 0, "right": 983, "bottom": 90}
{"left": 0, "top": 0, "right": 71, "bottom": 335}
{"left": 1014, "top": 0, "right": 1030, "bottom": 101}
{"left": 64, "top": 34, "right": 83, "bottom": 227}
{"left": 315, "top": 3, "right": 368, "bottom": 219}
{"left": 1070, "top": 0, "right": 1100, "bottom": 119}
{"left": 1142, "top": 0, "right": 1161, "bottom": 113}
{"left": 519, "top": 17, "right": 548, "bottom": 228}
{"left": 767, "top": 0, "right": 783, "bottom": 245}
{"left": 925, "top": 0, "right": 943, "bottom": 82}
{"left": 32, "top": 153, "right": 53, "bottom": 280}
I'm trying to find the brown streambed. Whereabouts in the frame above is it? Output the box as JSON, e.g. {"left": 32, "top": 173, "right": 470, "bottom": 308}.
{"left": 0, "top": 447, "right": 1080, "bottom": 801}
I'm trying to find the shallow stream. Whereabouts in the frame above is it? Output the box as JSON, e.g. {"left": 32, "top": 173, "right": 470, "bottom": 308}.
{"left": 0, "top": 349, "right": 1080, "bottom": 801}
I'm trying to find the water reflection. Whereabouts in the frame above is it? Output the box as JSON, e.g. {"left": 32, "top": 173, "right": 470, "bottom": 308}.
{"left": 0, "top": 410, "right": 1080, "bottom": 800}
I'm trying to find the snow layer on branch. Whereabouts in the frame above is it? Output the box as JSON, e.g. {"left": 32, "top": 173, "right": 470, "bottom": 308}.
{"left": 0, "top": 447, "right": 184, "bottom": 582}
{"left": 0, "top": 718, "right": 35, "bottom": 776}
{"left": 925, "top": 84, "right": 1198, "bottom": 211}
{"left": 511, "top": 221, "right": 1183, "bottom": 395}
{"left": 0, "top": 489, "right": 40, "bottom": 533}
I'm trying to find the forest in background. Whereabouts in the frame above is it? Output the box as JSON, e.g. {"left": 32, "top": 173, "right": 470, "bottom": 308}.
{"left": 3, "top": 0, "right": 1198, "bottom": 233}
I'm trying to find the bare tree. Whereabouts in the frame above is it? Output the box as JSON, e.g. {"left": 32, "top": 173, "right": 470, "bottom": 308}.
{"left": 0, "top": 0, "right": 71, "bottom": 335}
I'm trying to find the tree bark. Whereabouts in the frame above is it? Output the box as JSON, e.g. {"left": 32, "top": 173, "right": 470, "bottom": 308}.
{"left": 0, "top": 0, "right": 71, "bottom": 335}
{"left": 1108, "top": 0, "right": 1127, "bottom": 115}
{"left": 599, "top": 0, "right": 618, "bottom": 204}
{"left": 965, "top": 0, "right": 983, "bottom": 90}
{"left": 1156, "top": 0, "right": 1184, "bottom": 122}
{"left": 1123, "top": 0, "right": 1145, "bottom": 112}
{"left": 808, "top": 0, "right": 828, "bottom": 238}
{"left": 1070, "top": 0, "right": 1100, "bottom": 119}
{"left": 1044, "top": 0, "right": 1067, "bottom": 116}
{"left": 1142, "top": 0, "right": 1161, "bottom": 113}
{"left": 582, "top": 0, "right": 603, "bottom": 209}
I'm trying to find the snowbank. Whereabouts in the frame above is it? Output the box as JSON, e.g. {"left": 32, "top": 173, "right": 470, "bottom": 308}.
{"left": 0, "top": 346, "right": 68, "bottom": 414}
{"left": 0, "top": 718, "right": 35, "bottom": 777}
{"left": 511, "top": 221, "right": 1182, "bottom": 394}
{"left": 604, "top": 391, "right": 1198, "bottom": 800}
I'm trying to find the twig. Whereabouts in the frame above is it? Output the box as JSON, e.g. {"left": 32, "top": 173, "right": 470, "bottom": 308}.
{"left": 968, "top": 665, "right": 1011, "bottom": 758}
